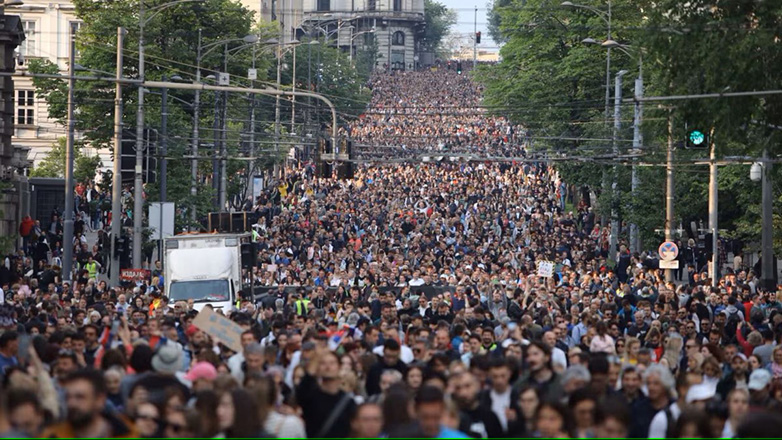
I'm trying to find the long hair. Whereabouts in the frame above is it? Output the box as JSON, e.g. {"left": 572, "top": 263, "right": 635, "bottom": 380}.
{"left": 225, "top": 388, "right": 261, "bottom": 438}
{"left": 247, "top": 375, "right": 276, "bottom": 426}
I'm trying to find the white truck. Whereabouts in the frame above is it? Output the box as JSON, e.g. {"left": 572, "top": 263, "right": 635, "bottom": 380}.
{"left": 164, "top": 233, "right": 251, "bottom": 311}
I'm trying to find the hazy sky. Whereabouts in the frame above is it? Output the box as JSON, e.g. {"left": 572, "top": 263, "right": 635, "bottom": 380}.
{"left": 439, "top": 0, "right": 497, "bottom": 51}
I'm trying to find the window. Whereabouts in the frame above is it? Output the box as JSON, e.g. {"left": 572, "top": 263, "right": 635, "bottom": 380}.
{"left": 367, "top": 0, "right": 376, "bottom": 10}
{"left": 392, "top": 31, "right": 405, "bottom": 46}
{"left": 393, "top": 0, "right": 402, "bottom": 11}
{"left": 317, "top": 0, "right": 330, "bottom": 11}
{"left": 20, "top": 20, "right": 36, "bottom": 57}
{"left": 16, "top": 90, "right": 34, "bottom": 125}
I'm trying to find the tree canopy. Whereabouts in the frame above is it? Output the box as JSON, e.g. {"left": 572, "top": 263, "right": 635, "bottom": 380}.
{"left": 481, "top": 0, "right": 782, "bottom": 251}
{"left": 421, "top": 0, "right": 458, "bottom": 56}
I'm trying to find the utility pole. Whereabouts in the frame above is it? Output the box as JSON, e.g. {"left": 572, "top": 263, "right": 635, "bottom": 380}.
{"left": 291, "top": 44, "right": 297, "bottom": 134}
{"left": 212, "top": 82, "right": 220, "bottom": 207}
{"left": 219, "top": 43, "right": 228, "bottom": 211}
{"left": 709, "top": 132, "right": 718, "bottom": 287}
{"left": 473, "top": 5, "right": 477, "bottom": 68}
{"left": 62, "top": 23, "right": 77, "bottom": 285}
{"left": 110, "top": 27, "right": 125, "bottom": 287}
{"left": 274, "top": 0, "right": 285, "bottom": 178}
{"left": 665, "top": 110, "right": 674, "bottom": 283}
{"left": 160, "top": 76, "right": 168, "bottom": 203}
{"left": 191, "top": 28, "right": 201, "bottom": 224}
{"left": 761, "top": 149, "right": 775, "bottom": 290}
{"left": 133, "top": 1, "right": 146, "bottom": 268}
{"left": 630, "top": 66, "right": 643, "bottom": 253}
{"left": 248, "top": 43, "right": 256, "bottom": 204}
{"left": 609, "top": 70, "right": 626, "bottom": 263}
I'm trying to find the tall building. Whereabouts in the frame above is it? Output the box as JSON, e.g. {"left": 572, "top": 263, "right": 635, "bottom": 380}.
{"left": 2, "top": 0, "right": 104, "bottom": 167}
{"left": 300, "top": 0, "right": 425, "bottom": 71}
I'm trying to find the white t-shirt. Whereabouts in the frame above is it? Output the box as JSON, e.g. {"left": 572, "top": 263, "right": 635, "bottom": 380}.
{"left": 552, "top": 347, "right": 568, "bottom": 370}
{"left": 372, "top": 344, "right": 414, "bottom": 364}
{"left": 648, "top": 402, "right": 680, "bottom": 439}
{"left": 490, "top": 388, "right": 512, "bottom": 432}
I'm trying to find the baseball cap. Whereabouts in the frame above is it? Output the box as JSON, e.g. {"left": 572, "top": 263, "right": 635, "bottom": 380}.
{"left": 184, "top": 361, "right": 217, "bottom": 382}
{"left": 185, "top": 324, "right": 199, "bottom": 338}
{"left": 732, "top": 353, "right": 748, "bottom": 362}
{"left": 749, "top": 368, "right": 772, "bottom": 391}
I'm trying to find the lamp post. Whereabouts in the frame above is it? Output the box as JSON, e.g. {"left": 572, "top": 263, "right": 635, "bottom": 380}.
{"left": 62, "top": 22, "right": 77, "bottom": 284}
{"left": 751, "top": 153, "right": 775, "bottom": 290}
{"left": 603, "top": 39, "right": 644, "bottom": 253}
{"left": 610, "top": 69, "right": 627, "bottom": 261}
{"left": 349, "top": 28, "right": 375, "bottom": 63}
{"left": 586, "top": 38, "right": 645, "bottom": 254}
{"left": 191, "top": 34, "right": 258, "bottom": 217}
{"left": 134, "top": 0, "right": 203, "bottom": 268}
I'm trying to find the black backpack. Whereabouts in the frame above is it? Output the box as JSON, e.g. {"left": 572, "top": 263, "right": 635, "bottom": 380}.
{"left": 724, "top": 310, "right": 742, "bottom": 343}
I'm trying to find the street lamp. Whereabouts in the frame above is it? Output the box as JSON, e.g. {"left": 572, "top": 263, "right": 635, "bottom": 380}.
{"left": 134, "top": 0, "right": 204, "bottom": 268}
{"left": 583, "top": 37, "right": 645, "bottom": 254}
{"left": 349, "top": 28, "right": 375, "bottom": 62}
{"left": 189, "top": 32, "right": 258, "bottom": 218}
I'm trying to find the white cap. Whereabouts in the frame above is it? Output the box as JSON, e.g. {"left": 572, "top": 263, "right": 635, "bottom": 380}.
{"left": 749, "top": 368, "right": 772, "bottom": 391}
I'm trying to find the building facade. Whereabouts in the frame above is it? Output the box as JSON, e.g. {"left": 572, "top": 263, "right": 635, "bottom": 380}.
{"left": 4, "top": 0, "right": 79, "bottom": 167}
{"left": 293, "top": 0, "right": 425, "bottom": 71}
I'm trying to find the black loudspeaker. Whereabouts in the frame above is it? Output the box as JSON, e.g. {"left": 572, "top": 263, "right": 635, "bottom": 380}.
{"left": 209, "top": 212, "right": 252, "bottom": 233}
{"left": 336, "top": 162, "right": 354, "bottom": 179}
{"left": 231, "top": 212, "right": 248, "bottom": 232}
{"left": 240, "top": 242, "right": 257, "bottom": 269}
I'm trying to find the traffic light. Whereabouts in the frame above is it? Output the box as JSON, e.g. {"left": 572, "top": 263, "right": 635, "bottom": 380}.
{"left": 686, "top": 129, "right": 708, "bottom": 149}
{"left": 476, "top": 31, "right": 481, "bottom": 44}
{"left": 456, "top": 61, "right": 463, "bottom": 75}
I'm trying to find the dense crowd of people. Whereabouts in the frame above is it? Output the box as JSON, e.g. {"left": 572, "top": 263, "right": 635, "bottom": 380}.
{"left": 1, "top": 66, "right": 782, "bottom": 439}
{"left": 350, "top": 68, "right": 527, "bottom": 160}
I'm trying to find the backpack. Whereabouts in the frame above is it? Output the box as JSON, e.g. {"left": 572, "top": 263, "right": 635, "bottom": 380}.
{"left": 724, "top": 310, "right": 742, "bottom": 343}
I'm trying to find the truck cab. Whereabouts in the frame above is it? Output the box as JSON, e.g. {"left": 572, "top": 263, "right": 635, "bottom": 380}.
{"left": 164, "top": 233, "right": 251, "bottom": 312}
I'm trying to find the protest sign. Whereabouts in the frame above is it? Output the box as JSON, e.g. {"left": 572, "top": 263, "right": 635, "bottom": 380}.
{"left": 193, "top": 307, "right": 244, "bottom": 352}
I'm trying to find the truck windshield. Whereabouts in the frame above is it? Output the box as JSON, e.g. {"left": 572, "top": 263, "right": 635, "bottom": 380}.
{"left": 168, "top": 280, "right": 231, "bottom": 303}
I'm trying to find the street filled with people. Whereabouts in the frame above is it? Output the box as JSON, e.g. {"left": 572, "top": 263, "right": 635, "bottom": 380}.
{"left": 351, "top": 67, "right": 527, "bottom": 160}
{"left": 2, "top": 66, "right": 782, "bottom": 438}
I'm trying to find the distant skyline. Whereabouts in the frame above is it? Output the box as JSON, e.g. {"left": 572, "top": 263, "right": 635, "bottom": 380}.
{"left": 439, "top": 0, "right": 499, "bottom": 52}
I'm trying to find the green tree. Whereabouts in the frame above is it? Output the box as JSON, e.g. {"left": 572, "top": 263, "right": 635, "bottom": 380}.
{"left": 634, "top": 0, "right": 782, "bottom": 249}
{"left": 421, "top": 0, "right": 457, "bottom": 56}
{"left": 31, "top": 137, "right": 103, "bottom": 183}
{"left": 28, "top": 0, "right": 266, "bottom": 227}
{"left": 486, "top": 0, "right": 512, "bottom": 45}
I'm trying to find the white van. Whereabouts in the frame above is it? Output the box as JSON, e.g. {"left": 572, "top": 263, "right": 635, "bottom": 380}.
{"left": 164, "top": 233, "right": 251, "bottom": 312}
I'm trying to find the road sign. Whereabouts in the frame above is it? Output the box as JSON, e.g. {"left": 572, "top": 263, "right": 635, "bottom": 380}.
{"left": 149, "top": 202, "right": 176, "bottom": 240}
{"left": 247, "top": 68, "right": 257, "bottom": 80}
{"left": 658, "top": 241, "right": 679, "bottom": 261}
{"left": 218, "top": 72, "right": 230, "bottom": 86}
{"left": 660, "top": 260, "right": 679, "bottom": 270}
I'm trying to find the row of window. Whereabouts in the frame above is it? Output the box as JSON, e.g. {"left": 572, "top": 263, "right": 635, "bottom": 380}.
{"left": 316, "top": 0, "right": 403, "bottom": 12}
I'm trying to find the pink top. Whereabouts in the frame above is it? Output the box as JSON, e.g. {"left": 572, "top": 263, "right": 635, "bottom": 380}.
{"left": 590, "top": 334, "right": 616, "bottom": 354}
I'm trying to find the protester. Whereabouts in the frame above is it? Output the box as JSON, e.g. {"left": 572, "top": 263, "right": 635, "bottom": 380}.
{"left": 1, "top": 65, "right": 781, "bottom": 439}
